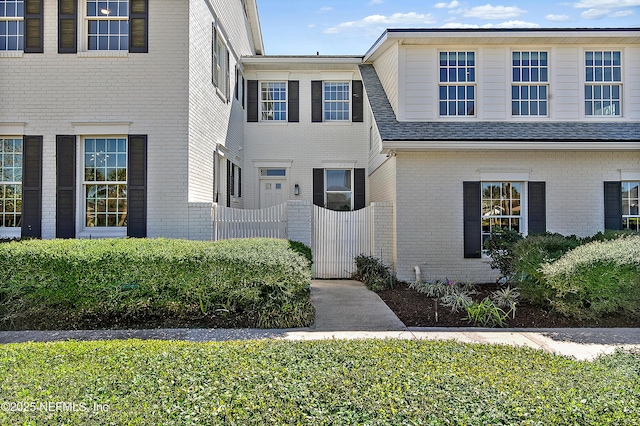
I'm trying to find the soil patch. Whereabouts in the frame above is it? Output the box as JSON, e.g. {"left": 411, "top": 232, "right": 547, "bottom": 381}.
{"left": 378, "top": 282, "right": 640, "bottom": 328}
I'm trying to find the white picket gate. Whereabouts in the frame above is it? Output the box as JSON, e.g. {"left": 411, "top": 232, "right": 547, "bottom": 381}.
{"left": 213, "top": 203, "right": 287, "bottom": 240}
{"left": 312, "top": 205, "right": 372, "bottom": 279}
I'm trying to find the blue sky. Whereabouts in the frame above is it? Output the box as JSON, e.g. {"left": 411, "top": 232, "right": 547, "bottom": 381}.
{"left": 257, "top": 0, "right": 640, "bottom": 55}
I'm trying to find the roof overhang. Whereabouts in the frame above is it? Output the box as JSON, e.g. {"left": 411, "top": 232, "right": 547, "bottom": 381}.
{"left": 242, "top": 55, "right": 363, "bottom": 71}
{"left": 245, "top": 0, "right": 264, "bottom": 55}
{"left": 364, "top": 28, "right": 640, "bottom": 62}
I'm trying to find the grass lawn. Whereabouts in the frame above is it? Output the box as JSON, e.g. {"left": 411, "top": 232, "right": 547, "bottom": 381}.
{"left": 1, "top": 339, "right": 639, "bottom": 425}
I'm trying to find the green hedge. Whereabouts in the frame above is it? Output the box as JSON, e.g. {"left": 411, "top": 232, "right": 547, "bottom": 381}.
{"left": 541, "top": 236, "right": 640, "bottom": 320}
{"left": 1, "top": 339, "right": 639, "bottom": 425}
{"left": 0, "top": 238, "right": 313, "bottom": 329}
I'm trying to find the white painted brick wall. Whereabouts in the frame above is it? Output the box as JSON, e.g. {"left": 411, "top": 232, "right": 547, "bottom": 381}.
{"left": 286, "top": 200, "right": 312, "bottom": 246}
{"left": 242, "top": 68, "right": 370, "bottom": 209}
{"left": 370, "top": 202, "right": 394, "bottom": 270}
{"left": 393, "top": 150, "right": 640, "bottom": 283}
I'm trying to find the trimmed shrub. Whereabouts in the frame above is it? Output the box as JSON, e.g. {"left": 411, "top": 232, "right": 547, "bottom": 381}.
{"left": 352, "top": 255, "right": 395, "bottom": 291}
{"left": 483, "top": 228, "right": 523, "bottom": 279}
{"left": 541, "top": 236, "right": 640, "bottom": 320}
{"left": 288, "top": 240, "right": 312, "bottom": 265}
{"left": 511, "top": 233, "right": 582, "bottom": 305}
{"left": 0, "top": 238, "right": 314, "bottom": 329}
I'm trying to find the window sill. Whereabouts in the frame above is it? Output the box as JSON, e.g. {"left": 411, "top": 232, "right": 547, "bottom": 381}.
{"left": 0, "top": 51, "right": 24, "bottom": 58}
{"left": 259, "top": 121, "right": 288, "bottom": 125}
{"left": 77, "top": 228, "right": 127, "bottom": 239}
{"left": 214, "top": 86, "right": 228, "bottom": 103}
{"left": 77, "top": 51, "right": 129, "bottom": 58}
{"left": 322, "top": 121, "right": 353, "bottom": 126}
{"left": 0, "top": 228, "right": 21, "bottom": 239}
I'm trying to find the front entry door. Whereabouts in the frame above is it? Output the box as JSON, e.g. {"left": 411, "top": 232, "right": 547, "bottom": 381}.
{"left": 260, "top": 179, "right": 286, "bottom": 208}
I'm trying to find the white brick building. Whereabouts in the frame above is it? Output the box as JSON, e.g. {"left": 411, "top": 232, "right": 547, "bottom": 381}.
{"left": 1, "top": 2, "right": 639, "bottom": 282}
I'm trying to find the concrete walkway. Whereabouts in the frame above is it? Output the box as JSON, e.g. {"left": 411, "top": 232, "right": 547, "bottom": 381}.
{"left": 1, "top": 280, "right": 639, "bottom": 361}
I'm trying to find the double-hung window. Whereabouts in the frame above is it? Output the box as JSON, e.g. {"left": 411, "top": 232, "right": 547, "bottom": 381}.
{"left": 212, "top": 26, "right": 230, "bottom": 99}
{"left": 0, "top": 0, "right": 23, "bottom": 51}
{"left": 481, "top": 182, "right": 522, "bottom": 245}
{"left": 0, "top": 138, "right": 22, "bottom": 228}
{"left": 86, "top": 0, "right": 129, "bottom": 51}
{"left": 585, "top": 51, "right": 621, "bottom": 116}
{"left": 512, "top": 51, "right": 548, "bottom": 116}
{"left": 622, "top": 181, "right": 639, "bottom": 231}
{"left": 83, "top": 138, "right": 127, "bottom": 228}
{"left": 324, "top": 82, "right": 350, "bottom": 121}
{"left": 325, "top": 169, "right": 352, "bottom": 211}
{"left": 439, "top": 51, "right": 475, "bottom": 116}
{"left": 261, "top": 82, "right": 287, "bottom": 121}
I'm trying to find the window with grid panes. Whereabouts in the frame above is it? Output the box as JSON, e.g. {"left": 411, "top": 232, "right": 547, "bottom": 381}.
{"left": 481, "top": 182, "right": 522, "bottom": 246}
{"left": 439, "top": 51, "right": 475, "bottom": 116}
{"left": 512, "top": 51, "right": 548, "bottom": 116}
{"left": 0, "top": 138, "right": 22, "bottom": 228}
{"left": 585, "top": 51, "right": 621, "bottom": 116}
{"left": 623, "top": 181, "right": 639, "bottom": 231}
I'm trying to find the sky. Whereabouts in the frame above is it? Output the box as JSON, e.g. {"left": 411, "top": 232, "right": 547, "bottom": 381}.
{"left": 256, "top": 0, "right": 640, "bottom": 55}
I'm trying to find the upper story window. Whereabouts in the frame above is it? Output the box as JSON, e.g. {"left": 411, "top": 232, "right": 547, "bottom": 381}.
{"left": 86, "top": 0, "right": 129, "bottom": 50}
{"left": 622, "top": 181, "right": 639, "bottom": 231}
{"left": 0, "top": 0, "right": 23, "bottom": 51}
{"left": 261, "top": 82, "right": 287, "bottom": 121}
{"left": 324, "top": 82, "right": 350, "bottom": 121}
{"left": 585, "top": 51, "right": 621, "bottom": 116}
{"left": 439, "top": 51, "right": 475, "bottom": 116}
{"left": 212, "top": 25, "right": 230, "bottom": 100}
{"left": 0, "top": 138, "right": 22, "bottom": 228}
{"left": 512, "top": 51, "right": 548, "bottom": 116}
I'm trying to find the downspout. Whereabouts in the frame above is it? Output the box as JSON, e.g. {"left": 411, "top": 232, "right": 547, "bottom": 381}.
{"left": 414, "top": 265, "right": 421, "bottom": 283}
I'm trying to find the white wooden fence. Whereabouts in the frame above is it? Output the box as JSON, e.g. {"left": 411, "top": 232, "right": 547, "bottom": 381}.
{"left": 312, "top": 205, "right": 372, "bottom": 279}
{"left": 213, "top": 203, "right": 287, "bottom": 240}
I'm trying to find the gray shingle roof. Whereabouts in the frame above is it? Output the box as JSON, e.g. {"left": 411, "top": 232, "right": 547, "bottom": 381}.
{"left": 359, "top": 64, "right": 640, "bottom": 142}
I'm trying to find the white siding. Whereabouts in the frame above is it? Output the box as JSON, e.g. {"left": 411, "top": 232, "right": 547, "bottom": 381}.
{"left": 372, "top": 43, "right": 399, "bottom": 115}
{"left": 403, "top": 46, "right": 436, "bottom": 121}
{"left": 554, "top": 47, "right": 581, "bottom": 120}
{"left": 626, "top": 46, "right": 640, "bottom": 119}
{"left": 394, "top": 150, "right": 640, "bottom": 283}
{"left": 481, "top": 47, "right": 506, "bottom": 120}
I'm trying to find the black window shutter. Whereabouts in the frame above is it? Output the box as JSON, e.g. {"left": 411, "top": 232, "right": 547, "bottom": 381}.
{"left": 247, "top": 80, "right": 258, "bottom": 122}
{"left": 313, "top": 168, "right": 324, "bottom": 207}
{"left": 21, "top": 136, "right": 43, "bottom": 238}
{"left": 56, "top": 135, "right": 76, "bottom": 238}
{"left": 226, "top": 159, "right": 231, "bottom": 207}
{"left": 24, "top": 0, "right": 43, "bottom": 53}
{"left": 211, "top": 24, "right": 217, "bottom": 85}
{"left": 288, "top": 80, "right": 299, "bottom": 123}
{"left": 58, "top": 0, "right": 77, "bottom": 53}
{"left": 463, "top": 181, "right": 481, "bottom": 258}
{"left": 311, "top": 81, "right": 323, "bottom": 123}
{"left": 225, "top": 49, "right": 231, "bottom": 101}
{"left": 352, "top": 80, "right": 364, "bottom": 123}
{"left": 527, "top": 181, "right": 546, "bottom": 235}
{"left": 129, "top": 0, "right": 148, "bottom": 53}
{"left": 127, "top": 135, "right": 147, "bottom": 237}
{"left": 354, "top": 168, "right": 365, "bottom": 210}
{"left": 238, "top": 167, "right": 242, "bottom": 198}
{"left": 234, "top": 66, "right": 239, "bottom": 100}
{"left": 242, "top": 77, "right": 245, "bottom": 108}
{"left": 604, "top": 181, "right": 622, "bottom": 230}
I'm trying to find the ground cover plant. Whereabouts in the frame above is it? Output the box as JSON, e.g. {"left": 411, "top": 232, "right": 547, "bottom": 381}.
{"left": 0, "top": 339, "right": 638, "bottom": 425}
{"left": 0, "top": 238, "right": 313, "bottom": 330}
{"left": 352, "top": 254, "right": 395, "bottom": 291}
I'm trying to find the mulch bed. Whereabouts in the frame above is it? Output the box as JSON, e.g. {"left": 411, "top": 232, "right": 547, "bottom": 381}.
{"left": 377, "top": 282, "right": 640, "bottom": 328}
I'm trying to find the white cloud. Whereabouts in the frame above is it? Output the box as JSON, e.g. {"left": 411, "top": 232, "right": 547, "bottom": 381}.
{"left": 573, "top": 0, "right": 640, "bottom": 8}
{"left": 545, "top": 14, "right": 571, "bottom": 21}
{"left": 440, "top": 20, "right": 540, "bottom": 28}
{"left": 462, "top": 5, "right": 527, "bottom": 20}
{"left": 610, "top": 9, "right": 634, "bottom": 17}
{"left": 368, "top": 0, "right": 385, "bottom": 4}
{"left": 318, "top": 6, "right": 333, "bottom": 13}
{"left": 434, "top": 1, "right": 460, "bottom": 8}
{"left": 308, "top": 23, "right": 317, "bottom": 28}
{"left": 580, "top": 8, "right": 610, "bottom": 19}
{"left": 324, "top": 12, "right": 436, "bottom": 34}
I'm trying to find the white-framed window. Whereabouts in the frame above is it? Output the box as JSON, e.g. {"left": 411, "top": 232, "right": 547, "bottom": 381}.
{"left": 585, "top": 51, "right": 621, "bottom": 116}
{"left": 0, "top": 0, "right": 24, "bottom": 51}
{"left": 82, "top": 137, "right": 127, "bottom": 229}
{"left": 481, "top": 182, "right": 523, "bottom": 245}
{"left": 212, "top": 26, "right": 229, "bottom": 99}
{"left": 0, "top": 138, "right": 22, "bottom": 228}
{"left": 261, "top": 82, "right": 287, "bottom": 121}
{"left": 622, "top": 181, "right": 639, "bottom": 231}
{"left": 512, "top": 51, "right": 548, "bottom": 116}
{"left": 85, "top": 0, "right": 129, "bottom": 51}
{"left": 439, "top": 51, "right": 475, "bottom": 116}
{"left": 324, "top": 82, "right": 350, "bottom": 121}
{"left": 325, "top": 169, "right": 352, "bottom": 211}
